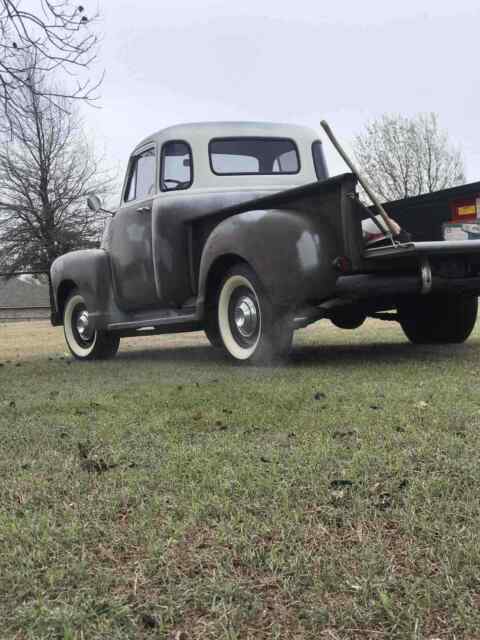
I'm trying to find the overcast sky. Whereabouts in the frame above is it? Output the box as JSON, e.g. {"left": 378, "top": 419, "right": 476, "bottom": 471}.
{"left": 83, "top": 0, "right": 480, "bottom": 187}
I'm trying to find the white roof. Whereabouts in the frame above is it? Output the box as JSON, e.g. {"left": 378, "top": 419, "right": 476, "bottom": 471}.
{"left": 134, "top": 121, "right": 321, "bottom": 152}
{"left": 121, "top": 121, "right": 324, "bottom": 196}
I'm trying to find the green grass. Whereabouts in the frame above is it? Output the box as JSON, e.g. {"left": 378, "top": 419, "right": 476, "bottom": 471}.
{"left": 2, "top": 321, "right": 480, "bottom": 639}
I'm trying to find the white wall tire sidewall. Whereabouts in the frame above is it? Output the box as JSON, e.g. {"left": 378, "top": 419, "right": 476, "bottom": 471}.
{"left": 218, "top": 274, "right": 262, "bottom": 361}
{"left": 64, "top": 294, "right": 97, "bottom": 359}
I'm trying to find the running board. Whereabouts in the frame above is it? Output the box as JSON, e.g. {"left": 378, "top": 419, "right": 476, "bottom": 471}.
{"left": 107, "top": 310, "right": 198, "bottom": 331}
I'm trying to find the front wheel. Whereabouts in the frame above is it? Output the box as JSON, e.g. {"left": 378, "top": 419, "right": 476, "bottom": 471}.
{"left": 217, "top": 264, "right": 293, "bottom": 363}
{"left": 204, "top": 305, "right": 223, "bottom": 348}
{"left": 64, "top": 290, "right": 120, "bottom": 360}
{"left": 398, "top": 294, "right": 478, "bottom": 344}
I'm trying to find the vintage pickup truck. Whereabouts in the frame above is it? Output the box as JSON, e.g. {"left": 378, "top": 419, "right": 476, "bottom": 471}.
{"left": 50, "top": 121, "right": 480, "bottom": 363}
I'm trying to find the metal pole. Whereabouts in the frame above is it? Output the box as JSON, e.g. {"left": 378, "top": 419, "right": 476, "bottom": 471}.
{"left": 351, "top": 195, "right": 391, "bottom": 237}
{"left": 320, "top": 120, "right": 399, "bottom": 239}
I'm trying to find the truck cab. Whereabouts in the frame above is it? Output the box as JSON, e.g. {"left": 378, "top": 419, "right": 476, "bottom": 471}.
{"left": 103, "top": 122, "right": 328, "bottom": 313}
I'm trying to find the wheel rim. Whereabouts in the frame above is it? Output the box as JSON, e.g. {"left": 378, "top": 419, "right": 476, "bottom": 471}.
{"left": 218, "top": 275, "right": 262, "bottom": 360}
{"left": 229, "top": 288, "right": 260, "bottom": 348}
{"left": 74, "top": 307, "right": 94, "bottom": 345}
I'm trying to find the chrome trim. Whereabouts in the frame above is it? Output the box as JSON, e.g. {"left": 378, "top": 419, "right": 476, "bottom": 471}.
{"left": 107, "top": 312, "right": 197, "bottom": 330}
{"left": 76, "top": 310, "right": 92, "bottom": 341}
{"left": 233, "top": 295, "right": 259, "bottom": 339}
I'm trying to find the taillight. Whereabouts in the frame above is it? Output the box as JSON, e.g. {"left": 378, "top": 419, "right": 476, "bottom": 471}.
{"left": 451, "top": 197, "right": 480, "bottom": 222}
{"left": 333, "top": 256, "right": 352, "bottom": 273}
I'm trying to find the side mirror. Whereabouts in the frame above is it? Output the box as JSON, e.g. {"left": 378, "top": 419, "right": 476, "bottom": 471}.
{"left": 87, "top": 194, "right": 103, "bottom": 212}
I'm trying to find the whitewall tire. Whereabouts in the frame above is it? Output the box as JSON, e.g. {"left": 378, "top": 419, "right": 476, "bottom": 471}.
{"left": 217, "top": 265, "right": 293, "bottom": 363}
{"left": 63, "top": 290, "right": 119, "bottom": 360}
{"left": 218, "top": 274, "right": 262, "bottom": 360}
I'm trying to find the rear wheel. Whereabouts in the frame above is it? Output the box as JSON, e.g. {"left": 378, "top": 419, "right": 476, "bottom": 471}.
{"left": 217, "top": 264, "right": 293, "bottom": 363}
{"left": 398, "top": 294, "right": 478, "bottom": 344}
{"left": 64, "top": 290, "right": 120, "bottom": 360}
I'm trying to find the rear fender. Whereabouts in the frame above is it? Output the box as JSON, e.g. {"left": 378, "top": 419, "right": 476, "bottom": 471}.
{"left": 198, "top": 208, "right": 339, "bottom": 314}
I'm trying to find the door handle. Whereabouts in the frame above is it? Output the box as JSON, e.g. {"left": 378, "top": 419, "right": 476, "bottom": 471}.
{"left": 136, "top": 205, "right": 151, "bottom": 213}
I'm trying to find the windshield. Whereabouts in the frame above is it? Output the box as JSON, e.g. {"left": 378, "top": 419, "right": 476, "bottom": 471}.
{"left": 209, "top": 137, "right": 300, "bottom": 175}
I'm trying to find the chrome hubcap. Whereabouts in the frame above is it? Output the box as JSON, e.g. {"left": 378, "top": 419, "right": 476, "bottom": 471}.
{"left": 76, "top": 309, "right": 92, "bottom": 342}
{"left": 233, "top": 295, "right": 258, "bottom": 339}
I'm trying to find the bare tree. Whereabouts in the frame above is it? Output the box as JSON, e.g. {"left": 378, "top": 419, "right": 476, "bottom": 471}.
{"left": 0, "top": 63, "right": 115, "bottom": 274}
{"left": 0, "top": 1, "right": 100, "bottom": 133}
{"left": 353, "top": 113, "right": 466, "bottom": 202}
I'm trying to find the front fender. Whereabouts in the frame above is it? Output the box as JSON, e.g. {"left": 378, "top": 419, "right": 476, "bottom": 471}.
{"left": 50, "top": 249, "right": 114, "bottom": 329}
{"left": 198, "top": 208, "right": 340, "bottom": 312}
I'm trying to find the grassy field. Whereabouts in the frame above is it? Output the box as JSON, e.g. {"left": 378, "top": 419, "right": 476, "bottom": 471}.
{"left": 1, "top": 320, "right": 480, "bottom": 639}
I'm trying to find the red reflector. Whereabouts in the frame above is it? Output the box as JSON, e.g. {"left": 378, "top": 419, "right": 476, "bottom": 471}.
{"left": 333, "top": 256, "right": 351, "bottom": 273}
{"left": 451, "top": 197, "right": 480, "bottom": 222}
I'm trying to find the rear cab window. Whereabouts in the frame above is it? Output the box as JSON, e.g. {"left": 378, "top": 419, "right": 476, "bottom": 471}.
{"left": 209, "top": 137, "right": 300, "bottom": 175}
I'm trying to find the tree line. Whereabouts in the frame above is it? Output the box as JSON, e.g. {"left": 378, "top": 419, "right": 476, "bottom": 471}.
{"left": 0, "top": 1, "right": 113, "bottom": 275}
{"left": 353, "top": 113, "right": 465, "bottom": 202}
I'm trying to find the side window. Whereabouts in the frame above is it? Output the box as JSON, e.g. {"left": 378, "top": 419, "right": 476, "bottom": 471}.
{"left": 161, "top": 141, "right": 193, "bottom": 191}
{"left": 124, "top": 147, "right": 156, "bottom": 202}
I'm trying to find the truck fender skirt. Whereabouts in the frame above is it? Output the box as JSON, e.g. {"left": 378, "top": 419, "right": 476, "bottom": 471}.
{"left": 336, "top": 274, "right": 480, "bottom": 299}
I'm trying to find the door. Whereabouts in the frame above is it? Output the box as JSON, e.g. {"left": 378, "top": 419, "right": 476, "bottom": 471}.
{"left": 109, "top": 146, "right": 159, "bottom": 311}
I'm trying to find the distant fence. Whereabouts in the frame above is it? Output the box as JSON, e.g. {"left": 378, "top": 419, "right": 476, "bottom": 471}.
{"left": 0, "top": 271, "right": 51, "bottom": 322}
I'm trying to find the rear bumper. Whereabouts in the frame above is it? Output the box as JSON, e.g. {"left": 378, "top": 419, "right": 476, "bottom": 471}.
{"left": 336, "top": 274, "right": 480, "bottom": 299}
{"left": 364, "top": 239, "right": 480, "bottom": 260}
